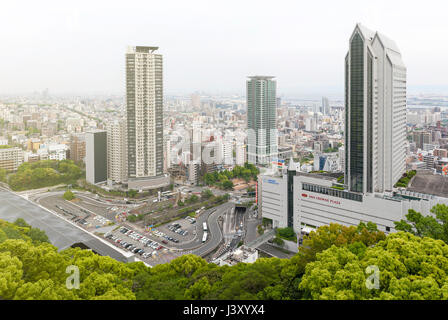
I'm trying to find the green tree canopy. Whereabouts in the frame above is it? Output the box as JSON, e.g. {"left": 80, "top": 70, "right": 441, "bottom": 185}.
{"left": 299, "top": 232, "right": 448, "bottom": 300}
{"left": 63, "top": 190, "right": 75, "bottom": 201}
{"left": 395, "top": 204, "right": 448, "bottom": 244}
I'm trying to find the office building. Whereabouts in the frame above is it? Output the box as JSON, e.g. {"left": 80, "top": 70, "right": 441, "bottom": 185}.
{"left": 258, "top": 25, "right": 431, "bottom": 236}
{"left": 86, "top": 130, "right": 107, "bottom": 185}
{"left": 126, "top": 46, "right": 165, "bottom": 189}
{"left": 345, "top": 23, "right": 406, "bottom": 193}
{"left": 246, "top": 76, "right": 278, "bottom": 165}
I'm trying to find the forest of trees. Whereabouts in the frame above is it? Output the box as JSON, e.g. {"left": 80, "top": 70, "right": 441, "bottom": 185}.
{"left": 3, "top": 209, "right": 448, "bottom": 300}
{"left": 203, "top": 163, "right": 259, "bottom": 189}
{"left": 7, "top": 160, "right": 83, "bottom": 191}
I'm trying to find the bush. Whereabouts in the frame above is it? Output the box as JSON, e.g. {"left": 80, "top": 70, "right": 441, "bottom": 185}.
{"left": 222, "top": 180, "right": 234, "bottom": 190}
{"left": 272, "top": 237, "right": 284, "bottom": 246}
{"left": 63, "top": 190, "right": 75, "bottom": 201}
{"left": 262, "top": 218, "right": 272, "bottom": 227}
{"left": 276, "top": 227, "right": 296, "bottom": 241}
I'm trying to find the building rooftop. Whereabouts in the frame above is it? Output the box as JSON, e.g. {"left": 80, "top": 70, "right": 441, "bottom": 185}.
{"left": 247, "top": 76, "right": 275, "bottom": 80}
{"left": 127, "top": 46, "right": 159, "bottom": 53}
{"left": 407, "top": 171, "right": 448, "bottom": 198}
{"left": 296, "top": 171, "right": 342, "bottom": 181}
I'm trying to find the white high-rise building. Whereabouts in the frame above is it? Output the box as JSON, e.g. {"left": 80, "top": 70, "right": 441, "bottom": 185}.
{"left": 164, "top": 138, "right": 171, "bottom": 171}
{"left": 235, "top": 143, "right": 246, "bottom": 166}
{"left": 126, "top": 46, "right": 164, "bottom": 185}
{"left": 345, "top": 24, "right": 406, "bottom": 193}
{"left": 107, "top": 119, "right": 127, "bottom": 184}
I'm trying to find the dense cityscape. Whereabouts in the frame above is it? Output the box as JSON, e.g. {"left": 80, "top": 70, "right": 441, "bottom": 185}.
{"left": 2, "top": 1, "right": 448, "bottom": 310}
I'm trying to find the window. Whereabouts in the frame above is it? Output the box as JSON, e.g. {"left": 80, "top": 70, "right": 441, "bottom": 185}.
{"left": 302, "top": 183, "right": 362, "bottom": 202}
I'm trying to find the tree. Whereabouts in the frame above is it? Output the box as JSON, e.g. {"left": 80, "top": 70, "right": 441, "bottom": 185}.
{"left": 184, "top": 277, "right": 212, "bottom": 299}
{"left": 222, "top": 180, "right": 233, "bottom": 190}
{"left": 276, "top": 227, "right": 296, "bottom": 241}
{"left": 128, "top": 189, "right": 138, "bottom": 198}
{"left": 13, "top": 218, "right": 30, "bottom": 228}
{"left": 272, "top": 237, "right": 284, "bottom": 246}
{"left": 7, "top": 160, "right": 83, "bottom": 191}
{"left": 0, "top": 251, "right": 24, "bottom": 299}
{"left": 0, "top": 168, "right": 6, "bottom": 182}
{"left": 63, "top": 190, "right": 75, "bottom": 201}
{"left": 27, "top": 228, "right": 50, "bottom": 244}
{"left": 201, "top": 189, "right": 213, "bottom": 200}
{"left": 299, "top": 232, "right": 448, "bottom": 300}
{"left": 395, "top": 205, "right": 448, "bottom": 244}
{"left": 298, "top": 222, "right": 385, "bottom": 263}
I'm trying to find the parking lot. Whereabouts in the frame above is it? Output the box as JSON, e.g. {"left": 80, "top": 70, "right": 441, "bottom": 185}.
{"left": 104, "top": 226, "right": 185, "bottom": 265}
{"left": 36, "top": 191, "right": 230, "bottom": 264}
{"left": 52, "top": 200, "right": 114, "bottom": 231}
{"left": 155, "top": 216, "right": 198, "bottom": 244}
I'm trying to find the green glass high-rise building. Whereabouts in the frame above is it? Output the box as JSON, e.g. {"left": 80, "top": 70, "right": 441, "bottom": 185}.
{"left": 246, "top": 76, "right": 278, "bottom": 165}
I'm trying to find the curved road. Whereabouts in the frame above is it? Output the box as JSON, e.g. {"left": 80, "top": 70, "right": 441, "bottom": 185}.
{"left": 32, "top": 189, "right": 234, "bottom": 258}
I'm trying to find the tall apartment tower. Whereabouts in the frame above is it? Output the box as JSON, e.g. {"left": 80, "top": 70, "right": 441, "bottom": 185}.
{"left": 106, "top": 119, "right": 127, "bottom": 184}
{"left": 126, "top": 46, "right": 164, "bottom": 184}
{"left": 345, "top": 24, "right": 407, "bottom": 194}
{"left": 247, "top": 76, "right": 278, "bottom": 165}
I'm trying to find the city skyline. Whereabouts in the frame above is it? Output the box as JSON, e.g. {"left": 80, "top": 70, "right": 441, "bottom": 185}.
{"left": 2, "top": 0, "right": 448, "bottom": 97}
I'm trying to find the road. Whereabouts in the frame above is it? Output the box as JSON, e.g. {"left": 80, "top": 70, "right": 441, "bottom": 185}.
{"left": 33, "top": 188, "right": 233, "bottom": 258}
{"left": 191, "top": 202, "right": 234, "bottom": 257}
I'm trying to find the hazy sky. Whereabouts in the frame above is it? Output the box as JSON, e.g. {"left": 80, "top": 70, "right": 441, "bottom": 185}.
{"left": 1, "top": 0, "right": 448, "bottom": 97}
